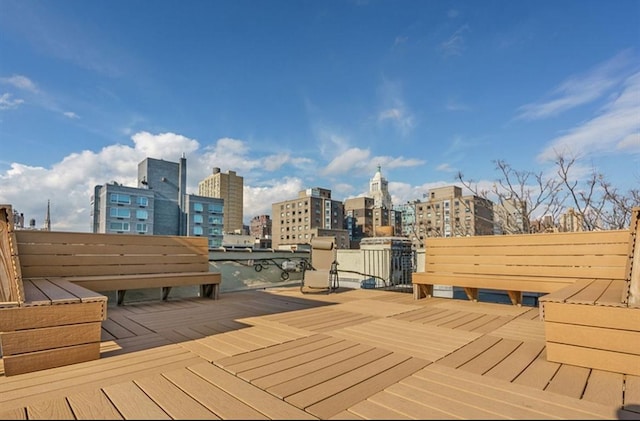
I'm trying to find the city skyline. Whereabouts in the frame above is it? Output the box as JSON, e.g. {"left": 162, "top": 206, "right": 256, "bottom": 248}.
{"left": 1, "top": 0, "right": 639, "bottom": 232}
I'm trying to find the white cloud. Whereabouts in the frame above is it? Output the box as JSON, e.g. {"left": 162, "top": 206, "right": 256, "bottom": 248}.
{"left": 537, "top": 71, "right": 640, "bottom": 161}
{"left": 323, "top": 147, "right": 371, "bottom": 175}
{"left": 0, "top": 75, "right": 39, "bottom": 93}
{"left": 436, "top": 163, "right": 456, "bottom": 172}
{"left": 617, "top": 132, "right": 640, "bottom": 152}
{"left": 517, "top": 51, "right": 632, "bottom": 120}
{"left": 0, "top": 93, "right": 24, "bottom": 110}
{"left": 63, "top": 111, "right": 79, "bottom": 119}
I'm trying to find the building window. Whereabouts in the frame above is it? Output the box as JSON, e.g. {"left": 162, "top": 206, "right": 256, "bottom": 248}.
{"left": 136, "top": 209, "right": 148, "bottom": 220}
{"left": 193, "top": 226, "right": 204, "bottom": 236}
{"left": 136, "top": 196, "right": 148, "bottom": 207}
{"left": 110, "top": 193, "right": 131, "bottom": 205}
{"left": 193, "top": 214, "right": 204, "bottom": 224}
{"left": 135, "top": 223, "right": 147, "bottom": 233}
{"left": 208, "top": 203, "right": 223, "bottom": 213}
{"left": 194, "top": 203, "right": 204, "bottom": 212}
{"left": 109, "top": 222, "right": 129, "bottom": 232}
{"left": 110, "top": 208, "right": 131, "bottom": 218}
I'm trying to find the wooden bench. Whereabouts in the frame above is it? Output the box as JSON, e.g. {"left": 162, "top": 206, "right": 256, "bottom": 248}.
{"left": 1, "top": 205, "right": 108, "bottom": 376}
{"left": 538, "top": 207, "right": 640, "bottom": 375}
{"left": 412, "top": 227, "right": 631, "bottom": 305}
{"left": 14, "top": 230, "right": 222, "bottom": 306}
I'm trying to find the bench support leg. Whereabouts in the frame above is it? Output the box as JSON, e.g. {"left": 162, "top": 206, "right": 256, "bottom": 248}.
{"left": 162, "top": 287, "right": 172, "bottom": 301}
{"left": 464, "top": 288, "right": 479, "bottom": 302}
{"left": 200, "top": 284, "right": 220, "bottom": 300}
{"left": 117, "top": 290, "right": 126, "bottom": 306}
{"left": 507, "top": 290, "right": 523, "bottom": 306}
{"left": 413, "top": 284, "right": 433, "bottom": 300}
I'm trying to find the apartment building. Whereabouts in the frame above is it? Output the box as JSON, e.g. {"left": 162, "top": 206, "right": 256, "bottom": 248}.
{"left": 91, "top": 156, "right": 224, "bottom": 248}
{"left": 271, "top": 187, "right": 349, "bottom": 249}
{"left": 198, "top": 168, "right": 244, "bottom": 234}
{"left": 403, "top": 185, "right": 494, "bottom": 248}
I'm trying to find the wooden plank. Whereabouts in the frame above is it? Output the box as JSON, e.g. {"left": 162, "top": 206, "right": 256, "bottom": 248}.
{"left": 133, "top": 373, "right": 221, "bottom": 419}
{"left": 416, "top": 363, "right": 617, "bottom": 419}
{"left": 545, "top": 322, "right": 640, "bottom": 355}
{"left": 546, "top": 342, "right": 640, "bottom": 376}
{"left": 458, "top": 337, "right": 522, "bottom": 375}
{"left": 102, "top": 381, "right": 171, "bottom": 419}
{"left": 20, "top": 280, "right": 51, "bottom": 306}
{"left": 0, "top": 301, "right": 105, "bottom": 331}
{"left": 66, "top": 388, "right": 124, "bottom": 420}
{"left": 512, "top": 355, "right": 560, "bottom": 389}
{"left": 535, "top": 279, "right": 593, "bottom": 304}
{"left": 1, "top": 322, "right": 101, "bottom": 355}
{"left": 545, "top": 363, "right": 591, "bottom": 398}
{"left": 566, "top": 279, "right": 612, "bottom": 304}
{"left": 582, "top": 370, "right": 624, "bottom": 408}
{"left": 432, "top": 334, "right": 502, "bottom": 368}
{"left": 188, "top": 362, "right": 318, "bottom": 420}
{"left": 161, "top": 367, "right": 268, "bottom": 419}
{"left": 597, "top": 279, "right": 628, "bottom": 306}
{"left": 484, "top": 341, "right": 545, "bottom": 382}
{"left": 305, "top": 357, "right": 430, "bottom": 420}
{"left": 0, "top": 407, "right": 26, "bottom": 420}
{"left": 47, "top": 278, "right": 108, "bottom": 304}
{"left": 28, "top": 279, "right": 81, "bottom": 304}
{"left": 543, "top": 302, "right": 640, "bottom": 330}
{"left": 25, "top": 398, "right": 75, "bottom": 419}
{"left": 71, "top": 272, "right": 220, "bottom": 292}
{"left": 15, "top": 230, "right": 208, "bottom": 248}
{"left": 267, "top": 347, "right": 391, "bottom": 399}
{"left": 285, "top": 352, "right": 410, "bottom": 408}
{"left": 250, "top": 343, "right": 371, "bottom": 390}
{"left": 2, "top": 342, "right": 100, "bottom": 376}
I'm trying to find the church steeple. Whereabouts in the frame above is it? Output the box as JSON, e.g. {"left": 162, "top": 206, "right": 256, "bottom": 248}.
{"left": 369, "top": 165, "right": 392, "bottom": 209}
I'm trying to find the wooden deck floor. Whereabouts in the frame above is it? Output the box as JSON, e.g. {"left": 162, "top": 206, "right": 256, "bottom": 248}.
{"left": 1, "top": 287, "right": 639, "bottom": 419}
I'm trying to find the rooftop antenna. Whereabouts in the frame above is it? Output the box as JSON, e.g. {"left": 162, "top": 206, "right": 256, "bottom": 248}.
{"left": 44, "top": 200, "right": 51, "bottom": 231}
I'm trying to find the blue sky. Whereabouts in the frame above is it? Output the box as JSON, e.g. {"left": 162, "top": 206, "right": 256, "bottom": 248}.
{"left": 1, "top": 0, "right": 639, "bottom": 232}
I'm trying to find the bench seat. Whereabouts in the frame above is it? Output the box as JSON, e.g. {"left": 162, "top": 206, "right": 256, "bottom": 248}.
{"left": 14, "top": 230, "right": 221, "bottom": 306}
{"left": 539, "top": 279, "right": 640, "bottom": 376}
{"left": 0, "top": 278, "right": 107, "bottom": 376}
{"left": 413, "top": 229, "right": 630, "bottom": 305}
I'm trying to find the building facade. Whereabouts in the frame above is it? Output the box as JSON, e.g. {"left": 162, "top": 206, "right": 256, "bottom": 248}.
{"left": 91, "top": 156, "right": 224, "bottom": 247}
{"left": 398, "top": 185, "right": 494, "bottom": 248}
{"left": 271, "top": 187, "right": 349, "bottom": 249}
{"left": 198, "top": 168, "right": 244, "bottom": 234}
{"left": 249, "top": 214, "right": 272, "bottom": 239}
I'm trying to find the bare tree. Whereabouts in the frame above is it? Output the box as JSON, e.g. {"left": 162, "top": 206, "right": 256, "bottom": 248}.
{"left": 457, "top": 159, "right": 564, "bottom": 234}
{"left": 556, "top": 153, "right": 639, "bottom": 230}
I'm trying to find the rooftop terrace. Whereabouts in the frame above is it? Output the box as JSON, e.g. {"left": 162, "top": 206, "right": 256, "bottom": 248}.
{"left": 1, "top": 286, "right": 638, "bottom": 420}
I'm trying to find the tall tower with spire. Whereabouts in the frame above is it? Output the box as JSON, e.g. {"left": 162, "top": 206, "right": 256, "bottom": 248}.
{"left": 369, "top": 165, "right": 393, "bottom": 209}
{"left": 44, "top": 200, "right": 51, "bottom": 231}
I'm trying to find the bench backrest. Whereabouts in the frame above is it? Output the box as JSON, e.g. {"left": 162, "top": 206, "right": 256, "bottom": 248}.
{"left": 424, "top": 228, "right": 631, "bottom": 292}
{"left": 15, "top": 230, "right": 211, "bottom": 279}
{"left": 0, "top": 204, "right": 24, "bottom": 304}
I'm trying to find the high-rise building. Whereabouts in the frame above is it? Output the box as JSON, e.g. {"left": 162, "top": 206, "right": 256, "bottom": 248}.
{"left": 198, "top": 168, "right": 244, "bottom": 234}
{"left": 271, "top": 187, "right": 349, "bottom": 249}
{"left": 91, "top": 156, "right": 224, "bottom": 248}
